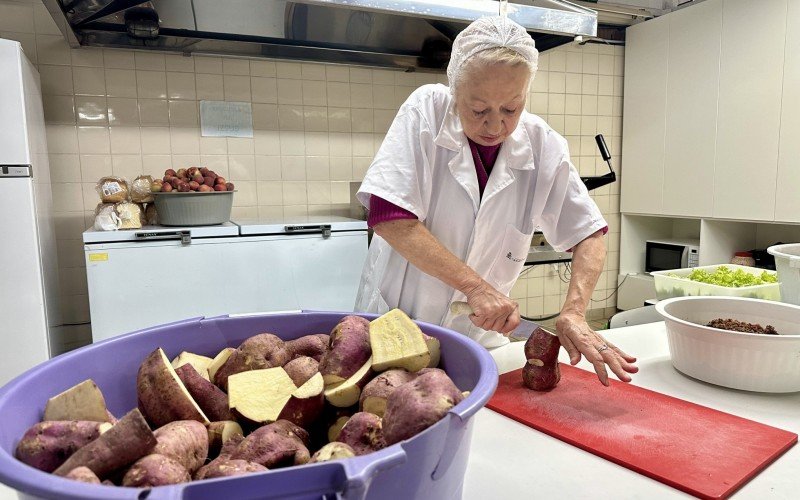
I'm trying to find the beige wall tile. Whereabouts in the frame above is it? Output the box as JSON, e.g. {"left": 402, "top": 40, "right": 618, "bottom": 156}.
{"left": 224, "top": 75, "right": 251, "bottom": 101}
{"left": 223, "top": 58, "right": 250, "bottom": 76}
{"left": 350, "top": 83, "right": 373, "bottom": 108}
{"left": 301, "top": 63, "right": 326, "bottom": 81}
{"left": 49, "top": 154, "right": 80, "bottom": 183}
{"left": 195, "top": 73, "right": 224, "bottom": 100}
{"left": 302, "top": 80, "right": 326, "bottom": 106}
{"left": 51, "top": 183, "right": 84, "bottom": 212}
{"left": 46, "top": 125, "right": 78, "bottom": 154}
{"left": 277, "top": 79, "right": 303, "bottom": 105}
{"left": 141, "top": 127, "right": 171, "bottom": 154}
{"left": 135, "top": 52, "right": 165, "bottom": 71}
{"left": 73, "top": 67, "right": 106, "bottom": 96}
{"left": 168, "top": 100, "right": 199, "bottom": 126}
{"left": 256, "top": 156, "right": 281, "bottom": 180}
{"left": 200, "top": 136, "right": 227, "bottom": 155}
{"left": 103, "top": 49, "right": 135, "bottom": 69}
{"left": 75, "top": 96, "right": 108, "bottom": 125}
{"left": 251, "top": 77, "right": 277, "bottom": 104}
{"left": 372, "top": 85, "right": 394, "bottom": 110}
{"left": 79, "top": 154, "right": 112, "bottom": 181}
{"left": 281, "top": 156, "right": 306, "bottom": 181}
{"left": 109, "top": 127, "right": 141, "bottom": 154}
{"left": 325, "top": 65, "right": 349, "bottom": 82}
{"left": 328, "top": 108, "right": 351, "bottom": 132}
{"left": 282, "top": 181, "right": 307, "bottom": 204}
{"left": 0, "top": 2, "right": 34, "bottom": 33}
{"left": 142, "top": 155, "right": 171, "bottom": 177}
{"left": 195, "top": 56, "right": 223, "bottom": 74}
{"left": 170, "top": 128, "right": 200, "bottom": 154}
{"left": 276, "top": 62, "right": 302, "bottom": 79}
{"left": 250, "top": 60, "right": 276, "bottom": 78}
{"left": 254, "top": 131, "right": 280, "bottom": 155}
{"left": 71, "top": 48, "right": 104, "bottom": 67}
{"left": 330, "top": 157, "right": 352, "bottom": 181}
{"left": 36, "top": 34, "right": 69, "bottom": 65}
{"left": 138, "top": 99, "right": 169, "bottom": 126}
{"left": 304, "top": 106, "right": 328, "bottom": 132}
{"left": 252, "top": 103, "right": 278, "bottom": 130}
{"left": 227, "top": 137, "right": 254, "bottom": 155}
{"left": 167, "top": 72, "right": 197, "bottom": 100}
{"left": 350, "top": 108, "right": 372, "bottom": 133}
{"left": 107, "top": 97, "right": 140, "bottom": 126}
{"left": 136, "top": 71, "right": 167, "bottom": 99}
{"left": 257, "top": 181, "right": 283, "bottom": 205}
{"left": 105, "top": 69, "right": 137, "bottom": 98}
{"left": 111, "top": 154, "right": 143, "bottom": 180}
{"left": 165, "top": 54, "right": 194, "bottom": 72}
{"left": 77, "top": 126, "right": 110, "bottom": 155}
{"left": 229, "top": 155, "right": 256, "bottom": 181}
{"left": 278, "top": 105, "right": 304, "bottom": 131}
{"left": 43, "top": 95, "right": 75, "bottom": 124}
{"left": 306, "top": 156, "right": 329, "bottom": 181}
{"left": 38, "top": 65, "right": 70, "bottom": 97}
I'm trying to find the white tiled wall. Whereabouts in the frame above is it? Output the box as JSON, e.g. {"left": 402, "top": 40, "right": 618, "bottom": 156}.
{"left": 1, "top": 0, "right": 623, "bottom": 349}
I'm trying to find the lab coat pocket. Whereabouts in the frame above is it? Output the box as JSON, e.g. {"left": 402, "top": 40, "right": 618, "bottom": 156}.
{"left": 488, "top": 224, "right": 533, "bottom": 291}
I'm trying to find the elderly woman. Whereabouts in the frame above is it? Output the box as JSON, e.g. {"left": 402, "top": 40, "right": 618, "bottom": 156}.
{"left": 355, "top": 17, "right": 637, "bottom": 385}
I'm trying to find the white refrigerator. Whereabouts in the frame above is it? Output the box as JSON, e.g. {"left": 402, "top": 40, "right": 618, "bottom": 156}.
{"left": 0, "top": 40, "right": 61, "bottom": 385}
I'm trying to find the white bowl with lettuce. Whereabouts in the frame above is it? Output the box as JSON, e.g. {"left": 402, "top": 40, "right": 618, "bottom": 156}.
{"left": 651, "top": 264, "right": 780, "bottom": 301}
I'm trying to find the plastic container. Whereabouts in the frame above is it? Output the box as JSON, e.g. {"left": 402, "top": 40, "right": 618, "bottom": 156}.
{"left": 152, "top": 191, "right": 234, "bottom": 226}
{"left": 730, "top": 251, "right": 755, "bottom": 267}
{"left": 0, "top": 311, "right": 497, "bottom": 500}
{"left": 655, "top": 296, "right": 800, "bottom": 393}
{"left": 767, "top": 243, "right": 800, "bottom": 306}
{"left": 651, "top": 264, "right": 780, "bottom": 301}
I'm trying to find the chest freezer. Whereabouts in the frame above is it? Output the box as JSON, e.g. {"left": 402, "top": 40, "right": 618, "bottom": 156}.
{"left": 83, "top": 217, "right": 368, "bottom": 342}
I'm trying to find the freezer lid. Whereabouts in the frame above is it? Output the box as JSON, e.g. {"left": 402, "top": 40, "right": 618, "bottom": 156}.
{"left": 82, "top": 222, "right": 239, "bottom": 243}
{"left": 233, "top": 216, "right": 367, "bottom": 235}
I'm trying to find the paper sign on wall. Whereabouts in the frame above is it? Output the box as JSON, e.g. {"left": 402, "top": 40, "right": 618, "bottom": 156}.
{"left": 200, "top": 101, "right": 253, "bottom": 138}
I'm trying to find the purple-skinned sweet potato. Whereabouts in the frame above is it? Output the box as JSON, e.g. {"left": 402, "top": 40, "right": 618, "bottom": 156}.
{"left": 359, "top": 369, "right": 416, "bottom": 417}
{"left": 121, "top": 454, "right": 191, "bottom": 487}
{"left": 282, "top": 356, "right": 320, "bottom": 387}
{"left": 230, "top": 420, "right": 310, "bottom": 468}
{"left": 214, "top": 334, "right": 291, "bottom": 391}
{"left": 522, "top": 328, "right": 562, "bottom": 391}
{"left": 286, "top": 334, "right": 329, "bottom": 362}
{"left": 64, "top": 466, "right": 101, "bottom": 484}
{"left": 152, "top": 420, "right": 208, "bottom": 474}
{"left": 175, "top": 363, "right": 233, "bottom": 421}
{"left": 16, "top": 421, "right": 111, "bottom": 472}
{"left": 335, "top": 412, "right": 385, "bottom": 456}
{"left": 319, "top": 316, "right": 371, "bottom": 385}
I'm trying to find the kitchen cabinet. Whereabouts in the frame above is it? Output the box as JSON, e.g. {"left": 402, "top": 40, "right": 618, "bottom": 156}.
{"left": 619, "top": 15, "right": 668, "bottom": 215}
{"left": 662, "top": 0, "right": 721, "bottom": 218}
{"left": 713, "top": 0, "right": 786, "bottom": 221}
{"left": 774, "top": 0, "right": 800, "bottom": 222}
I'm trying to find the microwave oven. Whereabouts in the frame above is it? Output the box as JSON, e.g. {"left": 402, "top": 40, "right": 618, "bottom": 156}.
{"left": 645, "top": 238, "right": 700, "bottom": 272}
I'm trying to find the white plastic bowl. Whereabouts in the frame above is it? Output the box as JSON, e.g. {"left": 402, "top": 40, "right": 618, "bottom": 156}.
{"left": 655, "top": 296, "right": 800, "bottom": 393}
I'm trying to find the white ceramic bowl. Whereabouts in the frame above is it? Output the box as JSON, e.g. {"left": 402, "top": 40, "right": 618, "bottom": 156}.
{"left": 655, "top": 296, "right": 800, "bottom": 393}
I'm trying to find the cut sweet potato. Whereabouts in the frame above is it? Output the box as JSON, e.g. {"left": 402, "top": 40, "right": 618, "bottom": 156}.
{"left": 423, "top": 334, "right": 441, "bottom": 368}
{"left": 122, "top": 454, "right": 191, "bottom": 487}
{"left": 64, "top": 466, "right": 101, "bottom": 484}
{"left": 53, "top": 409, "right": 157, "bottom": 479}
{"left": 214, "top": 334, "right": 291, "bottom": 391}
{"left": 320, "top": 316, "right": 371, "bottom": 385}
{"left": 286, "top": 334, "right": 329, "bottom": 362}
{"left": 228, "top": 367, "right": 297, "bottom": 426}
{"left": 43, "top": 380, "right": 110, "bottom": 423}
{"left": 383, "top": 370, "right": 464, "bottom": 446}
{"left": 207, "top": 347, "right": 235, "bottom": 381}
{"left": 230, "top": 420, "right": 310, "bottom": 468}
{"left": 324, "top": 357, "right": 373, "bottom": 408}
{"left": 336, "top": 412, "right": 385, "bottom": 456}
{"left": 175, "top": 363, "right": 233, "bottom": 421}
{"left": 309, "top": 442, "right": 355, "bottom": 463}
{"left": 328, "top": 416, "right": 350, "bottom": 443}
{"left": 171, "top": 352, "right": 214, "bottom": 382}
{"left": 522, "top": 328, "right": 561, "bottom": 391}
{"left": 15, "top": 421, "right": 111, "bottom": 473}
{"left": 153, "top": 420, "right": 208, "bottom": 474}
{"left": 137, "top": 348, "right": 209, "bottom": 427}
{"left": 359, "top": 369, "right": 417, "bottom": 417}
{"left": 278, "top": 372, "right": 325, "bottom": 428}
{"left": 207, "top": 421, "right": 244, "bottom": 458}
{"left": 283, "top": 356, "right": 320, "bottom": 387}
{"left": 369, "top": 309, "right": 430, "bottom": 372}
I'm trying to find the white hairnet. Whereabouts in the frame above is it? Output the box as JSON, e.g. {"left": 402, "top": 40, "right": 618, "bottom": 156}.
{"left": 447, "top": 16, "right": 539, "bottom": 94}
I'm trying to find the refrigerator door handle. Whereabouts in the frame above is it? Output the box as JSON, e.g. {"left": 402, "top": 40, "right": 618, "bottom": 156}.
{"left": 134, "top": 230, "right": 192, "bottom": 245}
{"left": 0, "top": 165, "right": 32, "bottom": 177}
{"left": 284, "top": 224, "right": 332, "bottom": 238}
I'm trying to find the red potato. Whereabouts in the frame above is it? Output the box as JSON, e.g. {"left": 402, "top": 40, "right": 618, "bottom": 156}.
{"left": 169, "top": 177, "right": 180, "bottom": 189}
{"left": 137, "top": 348, "right": 209, "bottom": 427}
{"left": 199, "top": 167, "right": 210, "bottom": 176}
{"left": 198, "top": 184, "right": 213, "bottom": 192}
{"left": 278, "top": 372, "right": 325, "bottom": 428}
{"left": 15, "top": 421, "right": 111, "bottom": 473}
{"left": 324, "top": 357, "right": 374, "bottom": 408}
{"left": 369, "top": 309, "right": 430, "bottom": 372}
{"left": 161, "top": 182, "right": 173, "bottom": 192}
{"left": 522, "top": 328, "right": 562, "bottom": 391}
{"left": 336, "top": 412, "right": 385, "bottom": 456}
{"left": 53, "top": 409, "right": 157, "bottom": 479}
{"left": 187, "top": 167, "right": 200, "bottom": 177}
{"left": 215, "top": 176, "right": 227, "bottom": 185}
{"left": 165, "top": 169, "right": 177, "bottom": 177}
{"left": 153, "top": 420, "right": 209, "bottom": 474}
{"left": 309, "top": 442, "right": 355, "bottom": 463}
{"left": 203, "top": 176, "right": 215, "bottom": 187}
{"left": 121, "top": 454, "right": 191, "bottom": 487}
{"left": 214, "top": 184, "right": 226, "bottom": 191}
{"left": 286, "top": 334, "right": 329, "bottom": 362}
{"left": 230, "top": 420, "right": 310, "bottom": 468}
{"left": 43, "top": 379, "right": 110, "bottom": 423}
{"left": 282, "top": 356, "right": 319, "bottom": 387}
{"left": 175, "top": 363, "right": 233, "bottom": 421}
{"left": 177, "top": 182, "right": 191, "bottom": 192}
{"left": 188, "top": 181, "right": 200, "bottom": 191}
{"left": 176, "top": 168, "right": 187, "bottom": 178}
{"left": 320, "top": 316, "right": 372, "bottom": 385}
{"left": 359, "top": 369, "right": 417, "bottom": 417}
{"left": 206, "top": 421, "right": 243, "bottom": 458}
{"left": 64, "top": 466, "right": 101, "bottom": 484}
{"left": 382, "top": 370, "right": 464, "bottom": 446}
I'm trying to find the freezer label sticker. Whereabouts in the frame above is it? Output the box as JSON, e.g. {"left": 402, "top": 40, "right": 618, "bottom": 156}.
{"left": 88, "top": 253, "right": 108, "bottom": 262}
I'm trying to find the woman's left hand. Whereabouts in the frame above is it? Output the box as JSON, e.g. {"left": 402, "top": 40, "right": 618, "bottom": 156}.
{"left": 555, "top": 312, "right": 638, "bottom": 386}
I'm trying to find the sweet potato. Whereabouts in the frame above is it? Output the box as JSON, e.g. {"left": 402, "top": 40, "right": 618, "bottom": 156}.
{"left": 175, "top": 363, "right": 233, "bottom": 421}
{"left": 283, "top": 356, "right": 320, "bottom": 387}
{"left": 207, "top": 347, "right": 235, "bottom": 381}
{"left": 214, "top": 334, "right": 291, "bottom": 390}
{"left": 137, "top": 348, "right": 209, "bottom": 427}
{"left": 522, "top": 327, "right": 562, "bottom": 391}
{"left": 423, "top": 334, "right": 441, "bottom": 368}
{"left": 359, "top": 369, "right": 417, "bottom": 417}
{"left": 207, "top": 421, "right": 243, "bottom": 458}
{"left": 278, "top": 372, "right": 325, "bottom": 428}
{"left": 383, "top": 370, "right": 464, "bottom": 446}
{"left": 286, "top": 334, "right": 330, "bottom": 362}
{"left": 324, "top": 358, "right": 373, "bottom": 408}
{"left": 194, "top": 459, "right": 267, "bottom": 480}
{"left": 64, "top": 466, "right": 101, "bottom": 484}
{"left": 320, "top": 316, "right": 371, "bottom": 385}
{"left": 121, "top": 454, "right": 191, "bottom": 487}
{"left": 336, "top": 412, "right": 385, "bottom": 456}
{"left": 16, "top": 421, "right": 111, "bottom": 472}
{"left": 43, "top": 380, "right": 110, "bottom": 423}
{"left": 230, "top": 420, "right": 310, "bottom": 468}
{"left": 309, "top": 442, "right": 355, "bottom": 463}
{"left": 53, "top": 409, "right": 157, "bottom": 479}
{"left": 328, "top": 416, "right": 350, "bottom": 443}
{"left": 228, "top": 367, "right": 298, "bottom": 427}
{"left": 171, "top": 352, "right": 214, "bottom": 382}
{"left": 369, "top": 309, "right": 430, "bottom": 372}
{"left": 153, "top": 420, "right": 209, "bottom": 474}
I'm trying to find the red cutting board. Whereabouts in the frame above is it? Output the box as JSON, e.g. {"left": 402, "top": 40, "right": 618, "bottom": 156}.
{"left": 487, "top": 364, "right": 797, "bottom": 499}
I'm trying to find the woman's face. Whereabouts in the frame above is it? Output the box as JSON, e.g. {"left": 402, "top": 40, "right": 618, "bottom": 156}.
{"left": 455, "top": 63, "right": 530, "bottom": 147}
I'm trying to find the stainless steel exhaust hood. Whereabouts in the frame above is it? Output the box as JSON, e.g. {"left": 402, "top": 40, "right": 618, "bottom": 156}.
{"left": 42, "top": 0, "right": 598, "bottom": 71}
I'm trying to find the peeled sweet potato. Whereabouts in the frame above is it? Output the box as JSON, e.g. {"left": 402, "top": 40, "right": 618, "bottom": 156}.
{"left": 336, "top": 412, "right": 385, "bottom": 456}
{"left": 320, "top": 316, "right": 371, "bottom": 385}
{"left": 175, "top": 363, "right": 233, "bottom": 421}
{"left": 137, "top": 348, "right": 209, "bottom": 427}
{"left": 122, "top": 454, "right": 191, "bottom": 487}
{"left": 283, "top": 356, "right": 320, "bottom": 387}
{"left": 359, "top": 369, "right": 417, "bottom": 417}
{"left": 309, "top": 442, "right": 355, "bottom": 463}
{"left": 383, "top": 370, "right": 464, "bottom": 446}
{"left": 53, "top": 409, "right": 157, "bottom": 479}
{"left": 286, "top": 334, "right": 330, "bottom": 362}
{"left": 522, "top": 328, "right": 562, "bottom": 391}
{"left": 230, "top": 420, "right": 310, "bottom": 468}
{"left": 153, "top": 420, "right": 209, "bottom": 474}
{"left": 16, "top": 421, "right": 111, "bottom": 473}
{"left": 64, "top": 466, "right": 101, "bottom": 484}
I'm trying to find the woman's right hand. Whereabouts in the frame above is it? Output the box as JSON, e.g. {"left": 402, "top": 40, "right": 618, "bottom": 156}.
{"left": 463, "top": 281, "right": 520, "bottom": 334}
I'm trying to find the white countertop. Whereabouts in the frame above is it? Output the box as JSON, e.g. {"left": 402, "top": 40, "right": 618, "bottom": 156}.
{"left": 464, "top": 321, "right": 800, "bottom": 499}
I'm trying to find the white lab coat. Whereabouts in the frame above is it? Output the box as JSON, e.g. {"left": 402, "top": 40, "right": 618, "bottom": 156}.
{"left": 355, "top": 84, "right": 607, "bottom": 348}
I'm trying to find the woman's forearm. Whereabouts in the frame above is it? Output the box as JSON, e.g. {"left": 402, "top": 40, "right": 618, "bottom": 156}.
{"left": 372, "top": 219, "right": 483, "bottom": 295}
{"left": 560, "top": 230, "right": 606, "bottom": 318}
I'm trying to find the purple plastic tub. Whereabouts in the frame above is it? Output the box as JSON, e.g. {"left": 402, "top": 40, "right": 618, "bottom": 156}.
{"left": 0, "top": 311, "right": 497, "bottom": 500}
